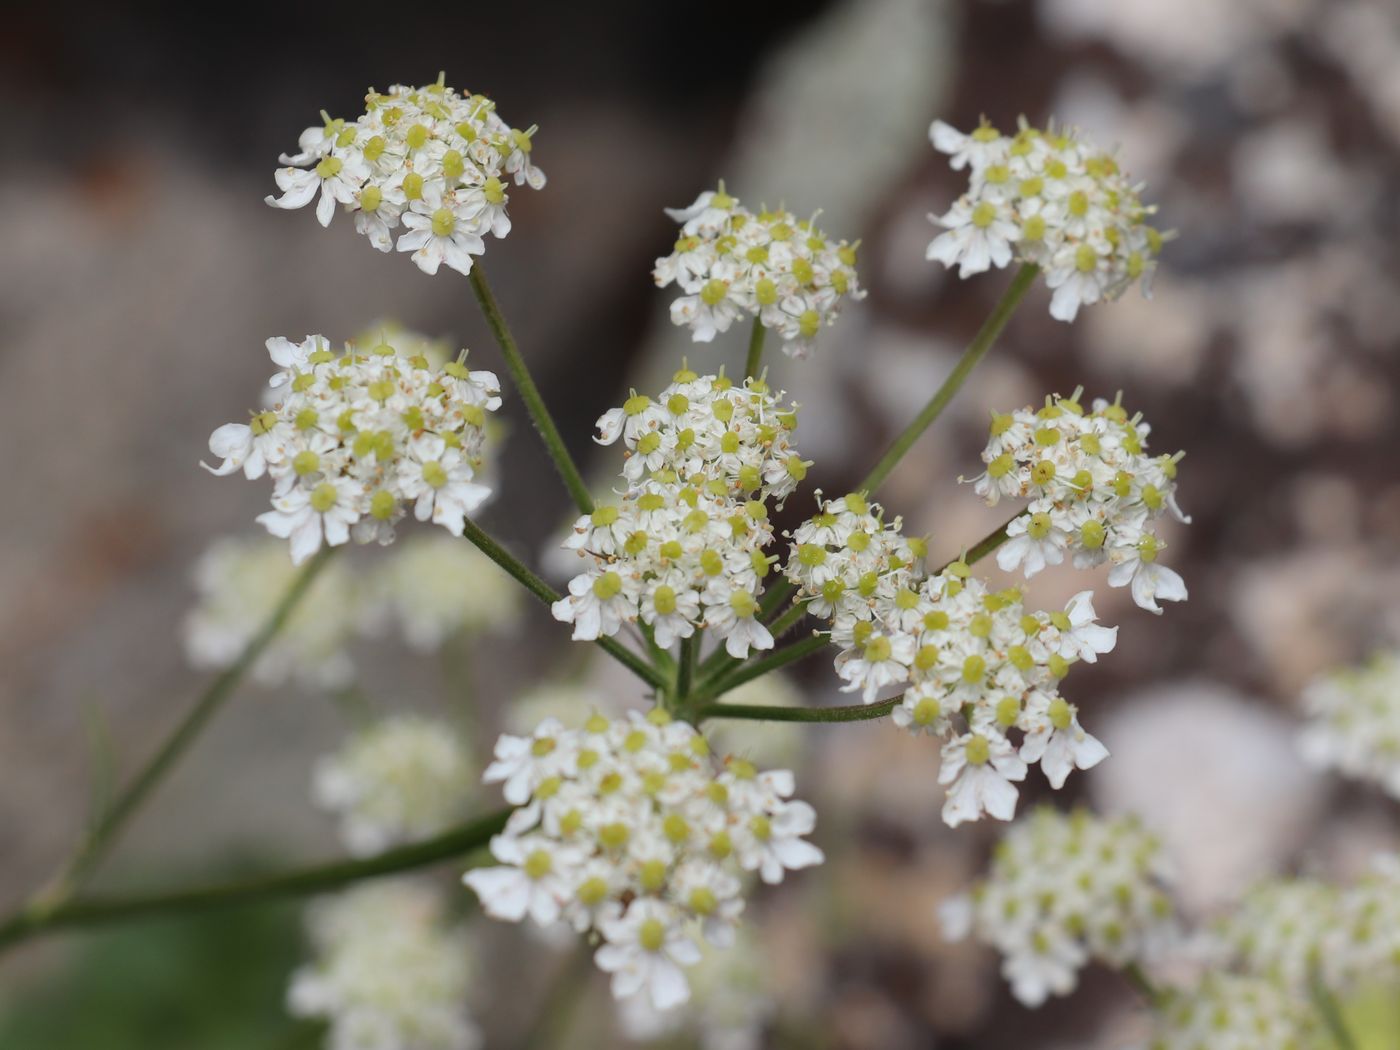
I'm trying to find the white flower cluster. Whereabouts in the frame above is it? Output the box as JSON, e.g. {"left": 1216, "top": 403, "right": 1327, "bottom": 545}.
{"left": 183, "top": 534, "right": 521, "bottom": 686}
{"left": 183, "top": 535, "right": 361, "bottom": 688}
{"left": 1298, "top": 649, "right": 1400, "bottom": 799}
{"left": 204, "top": 335, "right": 502, "bottom": 564}
{"left": 1210, "top": 878, "right": 1339, "bottom": 993}
{"left": 463, "top": 710, "right": 823, "bottom": 1011}
{"left": 314, "top": 715, "right": 476, "bottom": 856}
{"left": 783, "top": 493, "right": 1116, "bottom": 827}
{"left": 552, "top": 369, "right": 807, "bottom": 658}
{"left": 974, "top": 390, "right": 1189, "bottom": 614}
{"left": 266, "top": 76, "right": 543, "bottom": 276}
{"left": 288, "top": 879, "right": 479, "bottom": 1050}
{"left": 927, "top": 118, "right": 1164, "bottom": 322}
{"left": 940, "top": 807, "right": 1176, "bottom": 1007}
{"left": 1141, "top": 973, "right": 1321, "bottom": 1050}
{"left": 654, "top": 185, "right": 865, "bottom": 357}
{"left": 1211, "top": 858, "right": 1400, "bottom": 996}
{"left": 366, "top": 534, "right": 524, "bottom": 650}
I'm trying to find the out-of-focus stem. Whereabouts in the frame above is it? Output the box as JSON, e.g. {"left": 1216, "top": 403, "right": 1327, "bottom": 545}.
{"left": 0, "top": 805, "right": 512, "bottom": 953}
{"left": 33, "top": 546, "right": 335, "bottom": 911}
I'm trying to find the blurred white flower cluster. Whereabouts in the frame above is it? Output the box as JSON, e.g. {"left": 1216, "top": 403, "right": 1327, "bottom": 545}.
{"left": 783, "top": 493, "right": 1116, "bottom": 826}
{"left": 973, "top": 390, "right": 1190, "bottom": 613}
{"left": 1210, "top": 857, "right": 1400, "bottom": 997}
{"left": 183, "top": 536, "right": 362, "bottom": 689}
{"left": 183, "top": 534, "right": 522, "bottom": 686}
{"left": 289, "top": 879, "right": 479, "bottom": 1050}
{"left": 927, "top": 118, "right": 1164, "bottom": 321}
{"left": 940, "top": 807, "right": 1176, "bottom": 1006}
{"left": 364, "top": 534, "right": 523, "bottom": 651}
{"left": 1298, "top": 649, "right": 1400, "bottom": 799}
{"left": 1140, "top": 972, "right": 1321, "bottom": 1050}
{"left": 654, "top": 185, "right": 865, "bottom": 356}
{"left": 552, "top": 368, "right": 807, "bottom": 658}
{"left": 266, "top": 77, "right": 543, "bottom": 276}
{"left": 204, "top": 335, "right": 501, "bottom": 564}
{"left": 464, "top": 710, "right": 823, "bottom": 1010}
{"left": 314, "top": 714, "right": 477, "bottom": 856}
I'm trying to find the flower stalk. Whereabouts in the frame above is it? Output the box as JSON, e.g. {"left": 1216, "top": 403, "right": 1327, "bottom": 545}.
{"left": 0, "top": 807, "right": 512, "bottom": 953}
{"left": 33, "top": 545, "right": 336, "bottom": 913}
{"left": 859, "top": 262, "right": 1038, "bottom": 494}
{"left": 468, "top": 263, "right": 595, "bottom": 515}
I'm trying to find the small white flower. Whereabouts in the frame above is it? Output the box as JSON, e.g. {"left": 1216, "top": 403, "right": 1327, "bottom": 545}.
{"left": 595, "top": 900, "right": 701, "bottom": 1011}
{"left": 256, "top": 476, "right": 361, "bottom": 564}
{"left": 1108, "top": 546, "right": 1188, "bottom": 614}
{"left": 1019, "top": 700, "right": 1109, "bottom": 789}
{"left": 939, "top": 733, "right": 1027, "bottom": 827}
{"left": 1054, "top": 590, "right": 1118, "bottom": 663}
{"left": 463, "top": 834, "right": 582, "bottom": 927}
{"left": 396, "top": 203, "right": 486, "bottom": 276}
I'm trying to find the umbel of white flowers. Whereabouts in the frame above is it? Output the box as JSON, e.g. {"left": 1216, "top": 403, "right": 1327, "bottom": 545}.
{"left": 288, "top": 878, "right": 481, "bottom": 1050}
{"left": 783, "top": 492, "right": 1117, "bottom": 826}
{"left": 940, "top": 807, "right": 1177, "bottom": 1006}
{"left": 971, "top": 389, "right": 1190, "bottom": 614}
{"left": 1298, "top": 649, "right": 1400, "bottom": 799}
{"left": 551, "top": 367, "right": 807, "bottom": 659}
{"left": 464, "top": 709, "right": 823, "bottom": 1011}
{"left": 266, "top": 77, "right": 544, "bottom": 276}
{"left": 927, "top": 117, "right": 1167, "bottom": 322}
{"left": 203, "top": 335, "right": 502, "bottom": 564}
{"left": 183, "top": 533, "right": 523, "bottom": 689}
{"left": 653, "top": 184, "right": 865, "bottom": 358}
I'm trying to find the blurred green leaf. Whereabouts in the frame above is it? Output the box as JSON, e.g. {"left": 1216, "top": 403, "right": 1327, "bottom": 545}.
{"left": 0, "top": 899, "right": 318, "bottom": 1050}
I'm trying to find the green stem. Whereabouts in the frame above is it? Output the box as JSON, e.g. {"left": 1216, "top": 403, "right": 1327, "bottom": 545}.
{"left": 468, "top": 262, "right": 594, "bottom": 515}
{"left": 0, "top": 808, "right": 512, "bottom": 953}
{"left": 1310, "top": 970, "right": 1358, "bottom": 1050}
{"left": 938, "top": 514, "right": 1018, "bottom": 574}
{"left": 767, "top": 599, "right": 809, "bottom": 640}
{"left": 695, "top": 696, "right": 897, "bottom": 724}
{"left": 690, "top": 634, "right": 828, "bottom": 706}
{"left": 744, "top": 318, "right": 766, "bottom": 380}
{"left": 759, "top": 577, "right": 795, "bottom": 621}
{"left": 35, "top": 546, "right": 335, "bottom": 909}
{"left": 674, "top": 635, "right": 697, "bottom": 706}
{"left": 859, "top": 262, "right": 1037, "bottom": 494}
{"left": 458, "top": 517, "right": 667, "bottom": 691}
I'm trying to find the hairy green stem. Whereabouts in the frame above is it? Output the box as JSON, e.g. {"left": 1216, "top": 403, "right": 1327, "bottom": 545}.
{"left": 940, "top": 514, "right": 1017, "bottom": 574}
{"left": 744, "top": 318, "right": 766, "bottom": 380}
{"left": 695, "top": 696, "right": 897, "bottom": 724}
{"left": 0, "top": 810, "right": 511, "bottom": 953}
{"left": 33, "top": 546, "right": 335, "bottom": 911}
{"left": 469, "top": 263, "right": 594, "bottom": 515}
{"left": 767, "top": 599, "right": 809, "bottom": 640}
{"left": 859, "top": 262, "right": 1037, "bottom": 494}
{"left": 458, "top": 517, "right": 667, "bottom": 690}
